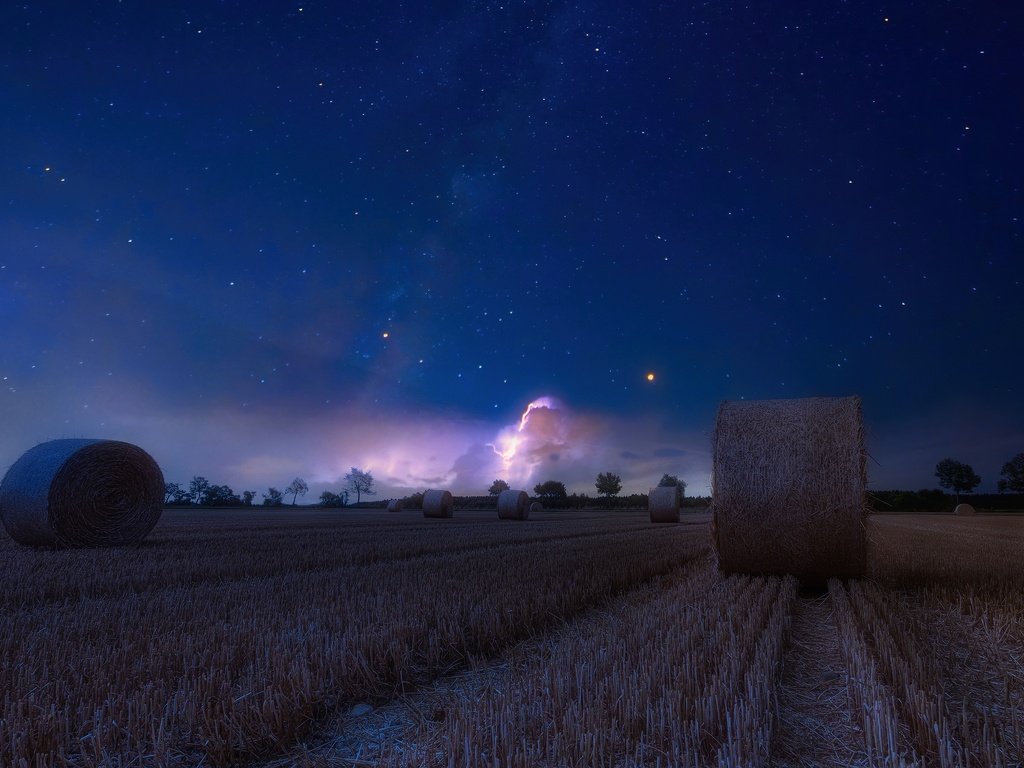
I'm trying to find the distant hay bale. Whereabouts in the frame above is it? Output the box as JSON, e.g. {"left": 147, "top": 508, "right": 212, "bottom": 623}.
{"left": 498, "top": 489, "right": 529, "bottom": 520}
{"left": 0, "top": 438, "right": 164, "bottom": 548}
{"left": 387, "top": 499, "right": 404, "bottom": 513}
{"left": 422, "top": 489, "right": 453, "bottom": 518}
{"left": 529, "top": 501, "right": 543, "bottom": 515}
{"left": 711, "top": 396, "right": 867, "bottom": 580}
{"left": 648, "top": 485, "right": 680, "bottom": 523}
{"left": 953, "top": 503, "right": 976, "bottom": 516}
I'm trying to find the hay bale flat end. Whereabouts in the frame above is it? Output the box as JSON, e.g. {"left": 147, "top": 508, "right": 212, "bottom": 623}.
{"left": 422, "top": 489, "right": 454, "bottom": 518}
{"left": 497, "top": 489, "right": 529, "bottom": 520}
{"left": 711, "top": 396, "right": 867, "bottom": 580}
{"left": 648, "top": 485, "right": 681, "bottom": 523}
{"left": 0, "top": 438, "right": 164, "bottom": 548}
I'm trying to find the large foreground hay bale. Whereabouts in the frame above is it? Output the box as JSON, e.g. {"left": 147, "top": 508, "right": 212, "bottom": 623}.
{"left": 711, "top": 396, "right": 867, "bottom": 580}
{"left": 498, "top": 489, "right": 529, "bottom": 520}
{"left": 387, "top": 499, "right": 404, "bottom": 513}
{"left": 953, "top": 503, "right": 976, "bottom": 516}
{"left": 0, "top": 439, "right": 164, "bottom": 548}
{"left": 422, "top": 489, "right": 453, "bottom": 518}
{"left": 648, "top": 485, "right": 680, "bottom": 523}
{"left": 529, "top": 501, "right": 543, "bottom": 515}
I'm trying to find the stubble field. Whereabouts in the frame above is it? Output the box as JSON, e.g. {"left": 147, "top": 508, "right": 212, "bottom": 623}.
{"left": 0, "top": 507, "right": 1021, "bottom": 767}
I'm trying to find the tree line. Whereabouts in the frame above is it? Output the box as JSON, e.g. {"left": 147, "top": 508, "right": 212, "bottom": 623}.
{"left": 163, "top": 452, "right": 1024, "bottom": 511}
{"left": 934, "top": 451, "right": 1024, "bottom": 500}
{"left": 487, "top": 472, "right": 686, "bottom": 500}
{"left": 164, "top": 467, "right": 376, "bottom": 508}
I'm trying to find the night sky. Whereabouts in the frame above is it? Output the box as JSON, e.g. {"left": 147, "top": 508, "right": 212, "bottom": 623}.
{"left": 2, "top": 2, "right": 1021, "bottom": 499}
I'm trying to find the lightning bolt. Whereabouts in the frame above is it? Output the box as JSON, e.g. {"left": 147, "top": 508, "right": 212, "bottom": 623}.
{"left": 488, "top": 397, "right": 556, "bottom": 465}
{"left": 518, "top": 397, "right": 554, "bottom": 430}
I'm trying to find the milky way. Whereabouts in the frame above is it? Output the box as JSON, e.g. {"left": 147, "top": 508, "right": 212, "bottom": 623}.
{"left": 1, "top": 2, "right": 1021, "bottom": 496}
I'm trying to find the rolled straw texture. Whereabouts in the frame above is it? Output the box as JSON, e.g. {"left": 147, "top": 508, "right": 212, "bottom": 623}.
{"left": 0, "top": 439, "right": 164, "bottom": 548}
{"left": 497, "top": 489, "right": 529, "bottom": 520}
{"left": 711, "top": 396, "right": 867, "bottom": 579}
{"left": 953, "top": 503, "right": 976, "bottom": 516}
{"left": 422, "top": 489, "right": 453, "bottom": 518}
{"left": 648, "top": 485, "right": 680, "bottom": 523}
{"left": 387, "top": 499, "right": 404, "bottom": 513}
{"left": 529, "top": 501, "right": 543, "bottom": 515}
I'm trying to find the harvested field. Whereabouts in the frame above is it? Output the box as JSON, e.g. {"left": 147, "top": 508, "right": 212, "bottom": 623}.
{"left": 1, "top": 509, "right": 1021, "bottom": 767}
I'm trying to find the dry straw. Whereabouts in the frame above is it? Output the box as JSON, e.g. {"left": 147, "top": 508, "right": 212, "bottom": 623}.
{"left": 953, "top": 503, "right": 976, "bottom": 516}
{"left": 711, "top": 396, "right": 867, "bottom": 580}
{"left": 422, "top": 489, "right": 453, "bottom": 518}
{"left": 0, "top": 438, "right": 164, "bottom": 548}
{"left": 387, "top": 499, "right": 404, "bottom": 513}
{"left": 497, "top": 489, "right": 529, "bottom": 520}
{"left": 529, "top": 501, "right": 543, "bottom": 515}
{"left": 648, "top": 485, "right": 680, "bottom": 523}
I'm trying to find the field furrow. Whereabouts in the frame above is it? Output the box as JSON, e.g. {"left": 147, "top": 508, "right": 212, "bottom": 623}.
{"left": 904, "top": 584, "right": 1024, "bottom": 766}
{"left": 829, "top": 579, "right": 916, "bottom": 766}
{"left": 771, "top": 591, "right": 867, "bottom": 768}
{"left": 0, "top": 522, "right": 704, "bottom": 767}
{"left": 280, "top": 558, "right": 796, "bottom": 768}
{"left": 2, "top": 510, "right": 1022, "bottom": 768}
{"left": 0, "top": 511, "right": 664, "bottom": 613}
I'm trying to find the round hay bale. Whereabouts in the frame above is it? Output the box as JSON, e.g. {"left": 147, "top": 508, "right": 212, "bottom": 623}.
{"left": 648, "top": 485, "right": 680, "bottom": 523}
{"left": 387, "top": 498, "right": 404, "bottom": 513}
{"left": 711, "top": 396, "right": 867, "bottom": 580}
{"left": 422, "top": 489, "right": 453, "bottom": 518}
{"left": 497, "top": 489, "right": 529, "bottom": 520}
{"left": 953, "top": 503, "right": 976, "bottom": 516}
{"left": 0, "top": 438, "right": 164, "bottom": 548}
{"left": 529, "top": 501, "right": 543, "bottom": 515}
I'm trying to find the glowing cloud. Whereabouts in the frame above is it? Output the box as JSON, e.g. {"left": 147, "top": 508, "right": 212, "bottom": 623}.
{"left": 0, "top": 382, "right": 711, "bottom": 502}
{"left": 487, "top": 396, "right": 557, "bottom": 465}
{"left": 479, "top": 396, "right": 585, "bottom": 487}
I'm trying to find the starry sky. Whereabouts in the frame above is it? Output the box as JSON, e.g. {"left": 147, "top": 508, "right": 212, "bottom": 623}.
{"left": 2, "top": 1, "right": 1021, "bottom": 499}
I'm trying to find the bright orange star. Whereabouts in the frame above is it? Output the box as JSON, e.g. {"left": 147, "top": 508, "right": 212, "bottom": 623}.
{"left": 646, "top": 372, "right": 655, "bottom": 382}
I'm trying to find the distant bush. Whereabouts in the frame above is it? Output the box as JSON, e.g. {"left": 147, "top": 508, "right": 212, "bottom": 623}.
{"left": 869, "top": 490, "right": 1024, "bottom": 513}
{"left": 870, "top": 489, "right": 950, "bottom": 512}
{"left": 454, "top": 495, "right": 497, "bottom": 510}
{"left": 683, "top": 495, "right": 711, "bottom": 508}
{"left": 962, "top": 493, "right": 1024, "bottom": 511}
{"left": 377, "top": 492, "right": 713, "bottom": 513}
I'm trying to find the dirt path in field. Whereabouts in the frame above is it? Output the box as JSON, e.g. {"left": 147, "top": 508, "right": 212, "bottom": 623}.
{"left": 254, "top": 659, "right": 511, "bottom": 767}
{"left": 770, "top": 592, "right": 868, "bottom": 768}
{"left": 252, "top": 567, "right": 882, "bottom": 768}
{"left": 249, "top": 560, "right": 710, "bottom": 768}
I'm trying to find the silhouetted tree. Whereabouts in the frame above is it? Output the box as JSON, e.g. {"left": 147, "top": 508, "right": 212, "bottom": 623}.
{"left": 263, "top": 487, "right": 284, "bottom": 507}
{"left": 999, "top": 452, "right": 1024, "bottom": 493}
{"left": 935, "top": 458, "right": 981, "bottom": 502}
{"left": 595, "top": 471, "right": 622, "bottom": 499}
{"left": 345, "top": 467, "right": 376, "bottom": 503}
{"left": 320, "top": 491, "right": 343, "bottom": 507}
{"left": 204, "top": 484, "right": 241, "bottom": 506}
{"left": 285, "top": 477, "right": 309, "bottom": 506}
{"left": 164, "top": 482, "right": 182, "bottom": 504}
{"left": 533, "top": 480, "right": 567, "bottom": 499}
{"left": 488, "top": 479, "right": 510, "bottom": 495}
{"left": 241, "top": 490, "right": 255, "bottom": 506}
{"left": 657, "top": 474, "right": 687, "bottom": 496}
{"left": 189, "top": 476, "right": 211, "bottom": 505}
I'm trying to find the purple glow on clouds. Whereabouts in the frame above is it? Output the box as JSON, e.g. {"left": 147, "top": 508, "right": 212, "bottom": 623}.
{"left": 0, "top": 387, "right": 711, "bottom": 499}
{"left": 1, "top": 382, "right": 1017, "bottom": 500}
